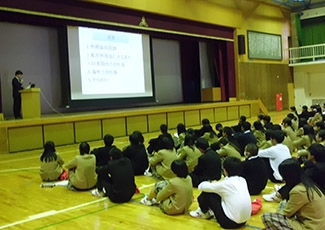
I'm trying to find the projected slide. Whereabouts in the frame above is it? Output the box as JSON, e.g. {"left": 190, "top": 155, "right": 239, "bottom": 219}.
{"left": 67, "top": 26, "right": 153, "bottom": 100}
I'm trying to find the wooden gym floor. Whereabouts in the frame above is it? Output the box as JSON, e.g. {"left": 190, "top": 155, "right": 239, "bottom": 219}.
{"left": 0, "top": 110, "right": 288, "bottom": 229}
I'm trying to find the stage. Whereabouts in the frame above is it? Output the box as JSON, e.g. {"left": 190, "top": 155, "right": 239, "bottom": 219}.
{"left": 0, "top": 100, "right": 265, "bottom": 153}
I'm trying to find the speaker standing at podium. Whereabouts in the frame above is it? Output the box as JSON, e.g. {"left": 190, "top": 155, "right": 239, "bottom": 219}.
{"left": 12, "top": 70, "right": 24, "bottom": 119}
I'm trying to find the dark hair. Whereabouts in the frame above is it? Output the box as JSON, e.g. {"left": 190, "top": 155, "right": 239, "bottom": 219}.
{"left": 133, "top": 130, "right": 144, "bottom": 144}
{"left": 202, "top": 124, "right": 216, "bottom": 138}
{"left": 308, "top": 143, "right": 325, "bottom": 162}
{"left": 15, "top": 70, "right": 23, "bottom": 75}
{"left": 290, "top": 106, "right": 297, "bottom": 112}
{"left": 160, "top": 136, "right": 174, "bottom": 150}
{"left": 282, "top": 117, "right": 294, "bottom": 131}
{"left": 171, "top": 159, "right": 188, "bottom": 178}
{"left": 40, "top": 141, "right": 57, "bottom": 162}
{"left": 270, "top": 130, "right": 285, "bottom": 143}
{"left": 263, "top": 115, "right": 271, "bottom": 123}
{"left": 241, "top": 121, "right": 251, "bottom": 131}
{"left": 129, "top": 132, "right": 140, "bottom": 145}
{"left": 79, "top": 142, "right": 90, "bottom": 155}
{"left": 315, "top": 121, "right": 325, "bottom": 130}
{"left": 257, "top": 114, "right": 265, "bottom": 120}
{"left": 303, "top": 124, "right": 316, "bottom": 144}
{"left": 195, "top": 137, "right": 209, "bottom": 150}
{"left": 176, "top": 123, "right": 186, "bottom": 136}
{"left": 103, "top": 134, "right": 114, "bottom": 146}
{"left": 240, "top": 115, "right": 247, "bottom": 122}
{"left": 245, "top": 143, "right": 258, "bottom": 156}
{"left": 222, "top": 127, "right": 234, "bottom": 137}
{"left": 279, "top": 158, "right": 322, "bottom": 201}
{"left": 184, "top": 134, "right": 195, "bottom": 150}
{"left": 302, "top": 105, "right": 308, "bottom": 111}
{"left": 317, "top": 130, "right": 325, "bottom": 141}
{"left": 160, "top": 124, "right": 168, "bottom": 134}
{"left": 215, "top": 123, "right": 223, "bottom": 131}
{"left": 253, "top": 121, "right": 265, "bottom": 132}
{"left": 109, "top": 147, "right": 122, "bottom": 160}
{"left": 287, "top": 113, "right": 297, "bottom": 121}
{"left": 201, "top": 118, "right": 210, "bottom": 125}
{"left": 223, "top": 157, "right": 243, "bottom": 176}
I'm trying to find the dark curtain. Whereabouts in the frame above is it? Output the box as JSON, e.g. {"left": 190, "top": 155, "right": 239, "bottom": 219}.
{"left": 301, "top": 16, "right": 325, "bottom": 46}
{"left": 207, "top": 41, "right": 236, "bottom": 101}
{"left": 180, "top": 40, "right": 201, "bottom": 103}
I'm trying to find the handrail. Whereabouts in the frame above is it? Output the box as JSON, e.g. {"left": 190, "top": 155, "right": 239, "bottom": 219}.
{"left": 289, "top": 43, "right": 325, "bottom": 66}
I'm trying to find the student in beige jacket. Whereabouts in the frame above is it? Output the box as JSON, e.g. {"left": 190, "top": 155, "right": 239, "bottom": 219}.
{"left": 40, "top": 141, "right": 65, "bottom": 181}
{"left": 177, "top": 134, "right": 201, "bottom": 172}
{"left": 141, "top": 159, "right": 193, "bottom": 215}
{"left": 65, "top": 142, "right": 97, "bottom": 190}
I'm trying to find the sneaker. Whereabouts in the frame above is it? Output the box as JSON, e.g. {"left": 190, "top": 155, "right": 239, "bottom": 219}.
{"left": 140, "top": 195, "right": 153, "bottom": 206}
{"left": 274, "top": 184, "right": 283, "bottom": 192}
{"left": 189, "top": 208, "right": 213, "bottom": 219}
{"left": 144, "top": 171, "right": 152, "bottom": 177}
{"left": 91, "top": 189, "right": 104, "bottom": 197}
{"left": 263, "top": 191, "right": 281, "bottom": 202}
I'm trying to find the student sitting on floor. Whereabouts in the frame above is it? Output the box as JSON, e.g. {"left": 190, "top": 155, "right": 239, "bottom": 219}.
{"left": 91, "top": 134, "right": 115, "bottom": 167}
{"left": 190, "top": 157, "right": 251, "bottom": 229}
{"left": 261, "top": 158, "right": 325, "bottom": 230}
{"left": 40, "top": 141, "right": 67, "bottom": 182}
{"left": 149, "top": 136, "right": 177, "bottom": 180}
{"left": 65, "top": 142, "right": 97, "bottom": 191}
{"left": 240, "top": 143, "right": 268, "bottom": 195}
{"left": 189, "top": 137, "right": 221, "bottom": 187}
{"left": 141, "top": 159, "right": 193, "bottom": 215}
{"left": 176, "top": 134, "right": 201, "bottom": 172}
{"left": 93, "top": 147, "right": 136, "bottom": 203}
{"left": 123, "top": 131, "right": 149, "bottom": 175}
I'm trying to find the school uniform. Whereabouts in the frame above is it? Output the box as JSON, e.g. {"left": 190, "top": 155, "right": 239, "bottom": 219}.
{"left": 240, "top": 155, "right": 268, "bottom": 195}
{"left": 190, "top": 148, "right": 221, "bottom": 187}
{"left": 123, "top": 143, "right": 149, "bottom": 175}
{"left": 198, "top": 176, "right": 251, "bottom": 229}
{"left": 65, "top": 154, "right": 97, "bottom": 190}
{"left": 177, "top": 145, "right": 201, "bottom": 172}
{"left": 96, "top": 157, "right": 136, "bottom": 203}
{"left": 217, "top": 143, "right": 242, "bottom": 160}
{"left": 149, "top": 148, "right": 177, "bottom": 180}
{"left": 40, "top": 153, "right": 64, "bottom": 181}
{"left": 157, "top": 176, "right": 193, "bottom": 215}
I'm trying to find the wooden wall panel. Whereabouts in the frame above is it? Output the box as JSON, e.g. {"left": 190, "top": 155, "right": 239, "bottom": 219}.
{"left": 238, "top": 63, "right": 290, "bottom": 111}
{"left": 8, "top": 126, "right": 43, "bottom": 152}
{"left": 184, "top": 110, "right": 200, "bottom": 127}
{"left": 43, "top": 123, "right": 74, "bottom": 146}
{"left": 200, "top": 109, "right": 215, "bottom": 123}
{"left": 214, "top": 108, "right": 227, "bottom": 122}
{"left": 126, "top": 116, "right": 148, "bottom": 135}
{"left": 227, "top": 106, "right": 239, "bottom": 120}
{"left": 75, "top": 120, "right": 102, "bottom": 142}
{"left": 239, "top": 105, "right": 251, "bottom": 118}
{"left": 167, "top": 112, "right": 184, "bottom": 129}
{"left": 102, "top": 117, "right": 126, "bottom": 137}
{"left": 148, "top": 114, "right": 167, "bottom": 132}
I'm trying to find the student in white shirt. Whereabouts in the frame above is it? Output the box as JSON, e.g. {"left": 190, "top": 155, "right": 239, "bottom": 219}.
{"left": 258, "top": 130, "right": 291, "bottom": 183}
{"left": 190, "top": 157, "right": 251, "bottom": 229}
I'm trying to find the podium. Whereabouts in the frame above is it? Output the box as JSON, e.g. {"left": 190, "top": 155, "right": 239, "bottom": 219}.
{"left": 20, "top": 88, "right": 41, "bottom": 118}
{"left": 201, "top": 87, "right": 221, "bottom": 102}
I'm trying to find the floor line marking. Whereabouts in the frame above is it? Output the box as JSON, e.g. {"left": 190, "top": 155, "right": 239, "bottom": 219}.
{"left": 0, "top": 198, "right": 106, "bottom": 229}
{"left": 0, "top": 167, "right": 39, "bottom": 173}
{"left": 138, "top": 183, "right": 155, "bottom": 190}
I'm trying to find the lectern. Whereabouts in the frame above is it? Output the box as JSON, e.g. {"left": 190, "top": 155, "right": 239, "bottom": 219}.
{"left": 19, "top": 88, "right": 41, "bottom": 118}
{"left": 201, "top": 87, "right": 221, "bottom": 102}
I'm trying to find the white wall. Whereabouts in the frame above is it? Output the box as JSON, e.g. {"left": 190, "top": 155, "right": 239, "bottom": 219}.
{"left": 294, "top": 63, "right": 325, "bottom": 111}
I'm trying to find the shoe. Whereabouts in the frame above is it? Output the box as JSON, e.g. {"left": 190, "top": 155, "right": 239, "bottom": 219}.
{"left": 274, "top": 184, "right": 283, "bottom": 192}
{"left": 263, "top": 191, "right": 281, "bottom": 202}
{"left": 140, "top": 195, "right": 153, "bottom": 206}
{"left": 189, "top": 208, "right": 213, "bottom": 219}
{"left": 144, "top": 171, "right": 152, "bottom": 177}
{"left": 91, "top": 189, "right": 104, "bottom": 197}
